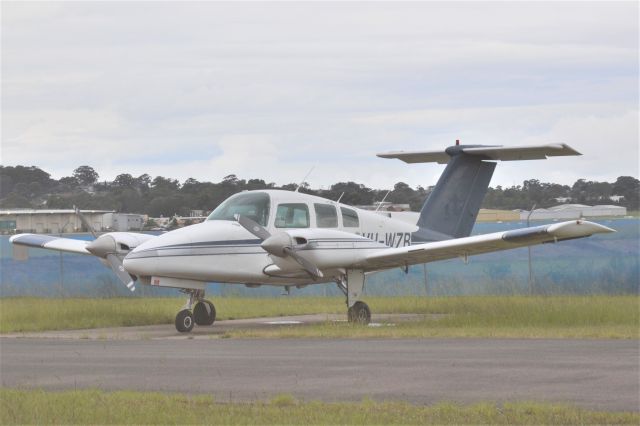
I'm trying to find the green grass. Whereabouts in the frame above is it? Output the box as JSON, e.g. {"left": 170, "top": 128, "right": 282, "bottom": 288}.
{"left": 231, "top": 295, "right": 639, "bottom": 339}
{"left": 1, "top": 389, "right": 637, "bottom": 425}
{"left": 0, "top": 296, "right": 343, "bottom": 333}
{"left": 1, "top": 296, "right": 638, "bottom": 339}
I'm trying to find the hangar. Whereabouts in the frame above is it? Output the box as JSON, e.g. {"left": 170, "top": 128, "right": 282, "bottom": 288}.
{"left": 0, "top": 209, "right": 145, "bottom": 234}
{"left": 521, "top": 204, "right": 627, "bottom": 220}
{"left": 378, "top": 209, "right": 520, "bottom": 224}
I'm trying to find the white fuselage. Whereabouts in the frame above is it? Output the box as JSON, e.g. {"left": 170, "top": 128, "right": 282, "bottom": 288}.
{"left": 123, "top": 190, "right": 417, "bottom": 287}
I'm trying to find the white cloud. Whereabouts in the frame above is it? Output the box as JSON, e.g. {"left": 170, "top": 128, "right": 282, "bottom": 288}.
{"left": 1, "top": 2, "right": 637, "bottom": 190}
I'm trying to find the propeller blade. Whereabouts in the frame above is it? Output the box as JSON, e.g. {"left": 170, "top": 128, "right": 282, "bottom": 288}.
{"left": 237, "top": 215, "right": 322, "bottom": 279}
{"left": 74, "top": 206, "right": 98, "bottom": 238}
{"left": 284, "top": 248, "right": 323, "bottom": 280}
{"left": 236, "top": 215, "right": 271, "bottom": 240}
{"left": 106, "top": 253, "right": 136, "bottom": 291}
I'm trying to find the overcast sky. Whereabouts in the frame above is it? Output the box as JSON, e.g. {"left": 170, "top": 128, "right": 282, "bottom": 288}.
{"left": 2, "top": 2, "right": 638, "bottom": 190}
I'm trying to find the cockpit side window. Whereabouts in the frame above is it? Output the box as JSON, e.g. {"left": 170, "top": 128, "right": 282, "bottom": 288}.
{"left": 341, "top": 207, "right": 359, "bottom": 228}
{"left": 275, "top": 203, "right": 309, "bottom": 228}
{"left": 207, "top": 192, "right": 270, "bottom": 226}
{"left": 314, "top": 203, "right": 338, "bottom": 228}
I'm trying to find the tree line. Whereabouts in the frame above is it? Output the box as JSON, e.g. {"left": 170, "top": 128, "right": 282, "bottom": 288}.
{"left": 0, "top": 165, "right": 637, "bottom": 217}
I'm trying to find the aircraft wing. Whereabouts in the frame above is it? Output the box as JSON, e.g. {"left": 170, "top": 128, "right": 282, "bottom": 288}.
{"left": 357, "top": 220, "right": 614, "bottom": 271}
{"left": 9, "top": 232, "right": 157, "bottom": 256}
{"left": 10, "top": 234, "right": 92, "bottom": 255}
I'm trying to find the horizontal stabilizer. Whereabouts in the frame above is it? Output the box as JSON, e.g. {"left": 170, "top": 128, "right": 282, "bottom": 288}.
{"left": 377, "top": 143, "right": 581, "bottom": 164}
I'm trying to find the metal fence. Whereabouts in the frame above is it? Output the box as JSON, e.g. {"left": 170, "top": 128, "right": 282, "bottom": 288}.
{"left": 1, "top": 219, "right": 638, "bottom": 298}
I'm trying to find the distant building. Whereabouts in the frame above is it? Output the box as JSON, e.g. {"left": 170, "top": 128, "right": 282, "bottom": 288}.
{"left": 150, "top": 217, "right": 171, "bottom": 228}
{"left": 519, "top": 204, "right": 627, "bottom": 221}
{"left": 375, "top": 208, "right": 520, "bottom": 225}
{"left": 357, "top": 202, "right": 412, "bottom": 212}
{"left": 554, "top": 197, "right": 572, "bottom": 203}
{"left": 0, "top": 209, "right": 113, "bottom": 234}
{"left": 145, "top": 215, "right": 207, "bottom": 229}
{"left": 0, "top": 209, "right": 147, "bottom": 234}
{"left": 477, "top": 209, "right": 520, "bottom": 222}
{"left": 102, "top": 213, "right": 145, "bottom": 232}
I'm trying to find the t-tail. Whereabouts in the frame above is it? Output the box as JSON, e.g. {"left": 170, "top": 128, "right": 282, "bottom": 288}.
{"left": 377, "top": 142, "right": 581, "bottom": 243}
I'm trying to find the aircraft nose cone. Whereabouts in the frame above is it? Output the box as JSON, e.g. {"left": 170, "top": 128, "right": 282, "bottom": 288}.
{"left": 122, "top": 245, "right": 158, "bottom": 277}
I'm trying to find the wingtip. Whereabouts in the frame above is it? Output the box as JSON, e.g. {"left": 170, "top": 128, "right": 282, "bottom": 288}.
{"left": 376, "top": 151, "right": 401, "bottom": 158}
{"left": 556, "top": 143, "right": 582, "bottom": 156}
{"left": 575, "top": 219, "right": 616, "bottom": 233}
{"left": 547, "top": 220, "right": 616, "bottom": 237}
{"left": 8, "top": 233, "right": 29, "bottom": 243}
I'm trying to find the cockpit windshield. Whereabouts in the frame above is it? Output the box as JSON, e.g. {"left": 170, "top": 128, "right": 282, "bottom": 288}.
{"left": 207, "top": 192, "right": 270, "bottom": 226}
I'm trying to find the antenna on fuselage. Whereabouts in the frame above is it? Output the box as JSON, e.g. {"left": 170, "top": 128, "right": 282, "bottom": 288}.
{"left": 374, "top": 190, "right": 392, "bottom": 212}
{"left": 294, "top": 166, "right": 315, "bottom": 192}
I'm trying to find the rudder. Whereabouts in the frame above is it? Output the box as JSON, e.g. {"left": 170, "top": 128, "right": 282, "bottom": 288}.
{"left": 414, "top": 150, "right": 495, "bottom": 242}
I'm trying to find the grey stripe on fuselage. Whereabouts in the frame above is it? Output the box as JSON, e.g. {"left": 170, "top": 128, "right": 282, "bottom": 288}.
{"left": 126, "top": 237, "right": 386, "bottom": 260}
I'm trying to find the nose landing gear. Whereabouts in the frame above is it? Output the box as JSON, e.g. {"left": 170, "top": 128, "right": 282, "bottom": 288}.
{"left": 175, "top": 309, "right": 194, "bottom": 332}
{"left": 175, "top": 289, "right": 216, "bottom": 333}
{"left": 193, "top": 299, "right": 216, "bottom": 326}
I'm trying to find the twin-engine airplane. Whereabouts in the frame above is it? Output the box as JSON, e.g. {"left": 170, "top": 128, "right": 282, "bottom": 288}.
{"left": 11, "top": 143, "right": 614, "bottom": 332}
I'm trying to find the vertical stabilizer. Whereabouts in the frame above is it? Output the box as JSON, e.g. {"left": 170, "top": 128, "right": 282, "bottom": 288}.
{"left": 377, "top": 142, "right": 580, "bottom": 243}
{"left": 414, "top": 150, "right": 495, "bottom": 241}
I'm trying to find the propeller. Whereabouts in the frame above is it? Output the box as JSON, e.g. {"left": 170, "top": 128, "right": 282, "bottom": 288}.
{"left": 236, "top": 215, "right": 323, "bottom": 279}
{"left": 75, "top": 207, "right": 136, "bottom": 291}
{"left": 74, "top": 205, "right": 97, "bottom": 238}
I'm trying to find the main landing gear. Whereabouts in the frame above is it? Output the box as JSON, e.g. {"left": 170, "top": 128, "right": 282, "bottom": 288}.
{"left": 175, "top": 289, "right": 217, "bottom": 333}
{"left": 337, "top": 269, "right": 371, "bottom": 325}
{"left": 348, "top": 301, "right": 371, "bottom": 324}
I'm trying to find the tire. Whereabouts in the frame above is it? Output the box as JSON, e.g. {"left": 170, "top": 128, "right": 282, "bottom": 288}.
{"left": 348, "top": 301, "right": 371, "bottom": 325}
{"left": 193, "top": 300, "right": 216, "bottom": 326}
{"left": 175, "top": 309, "right": 194, "bottom": 332}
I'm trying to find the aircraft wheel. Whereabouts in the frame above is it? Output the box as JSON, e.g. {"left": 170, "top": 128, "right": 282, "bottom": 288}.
{"left": 347, "top": 301, "right": 371, "bottom": 325}
{"left": 175, "top": 309, "right": 194, "bottom": 333}
{"left": 193, "top": 300, "right": 216, "bottom": 326}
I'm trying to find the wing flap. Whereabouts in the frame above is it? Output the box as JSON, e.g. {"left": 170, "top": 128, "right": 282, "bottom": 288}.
{"left": 360, "top": 220, "right": 614, "bottom": 271}
{"left": 10, "top": 233, "right": 91, "bottom": 255}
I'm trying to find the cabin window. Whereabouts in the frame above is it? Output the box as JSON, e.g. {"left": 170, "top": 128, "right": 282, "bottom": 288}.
{"left": 341, "top": 207, "right": 359, "bottom": 228}
{"left": 207, "top": 192, "right": 270, "bottom": 226}
{"left": 314, "top": 203, "right": 338, "bottom": 228}
{"left": 275, "top": 203, "right": 310, "bottom": 228}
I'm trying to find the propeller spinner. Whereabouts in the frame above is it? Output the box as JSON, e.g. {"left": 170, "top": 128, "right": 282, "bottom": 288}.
{"left": 236, "top": 215, "right": 323, "bottom": 279}
{"left": 75, "top": 207, "right": 137, "bottom": 291}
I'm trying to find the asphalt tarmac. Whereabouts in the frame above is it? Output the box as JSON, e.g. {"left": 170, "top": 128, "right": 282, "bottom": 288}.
{"left": 1, "top": 333, "right": 638, "bottom": 411}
